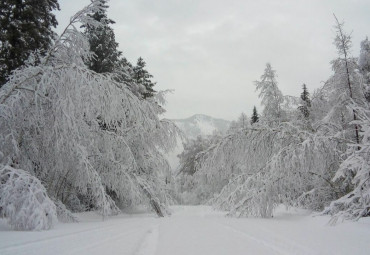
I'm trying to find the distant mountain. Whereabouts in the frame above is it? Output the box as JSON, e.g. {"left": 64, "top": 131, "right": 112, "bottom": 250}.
{"left": 165, "top": 114, "right": 230, "bottom": 171}
{"left": 171, "top": 114, "right": 230, "bottom": 139}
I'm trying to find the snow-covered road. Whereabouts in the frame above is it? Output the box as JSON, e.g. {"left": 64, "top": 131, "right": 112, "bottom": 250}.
{"left": 1, "top": 205, "right": 369, "bottom": 255}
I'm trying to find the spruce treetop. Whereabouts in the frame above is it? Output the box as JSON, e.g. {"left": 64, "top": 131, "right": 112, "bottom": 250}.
{"left": 133, "top": 57, "right": 156, "bottom": 99}
{"left": 0, "top": 0, "right": 60, "bottom": 86}
{"left": 84, "top": 0, "right": 121, "bottom": 73}
{"left": 251, "top": 106, "right": 259, "bottom": 125}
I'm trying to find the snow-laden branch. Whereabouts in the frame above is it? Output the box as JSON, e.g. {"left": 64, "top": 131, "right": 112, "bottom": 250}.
{"left": 0, "top": 0, "right": 178, "bottom": 229}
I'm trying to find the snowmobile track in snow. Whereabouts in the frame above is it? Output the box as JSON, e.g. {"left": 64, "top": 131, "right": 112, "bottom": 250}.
{"left": 134, "top": 224, "right": 160, "bottom": 255}
{"left": 1, "top": 206, "right": 369, "bottom": 255}
{"left": 0, "top": 221, "right": 120, "bottom": 251}
{"left": 216, "top": 222, "right": 314, "bottom": 255}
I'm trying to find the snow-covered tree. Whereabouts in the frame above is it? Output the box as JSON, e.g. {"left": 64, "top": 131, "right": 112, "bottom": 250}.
{"left": 359, "top": 37, "right": 370, "bottom": 102}
{"left": 0, "top": 165, "right": 57, "bottom": 230}
{"left": 322, "top": 16, "right": 364, "bottom": 145}
{"left": 324, "top": 101, "right": 370, "bottom": 222}
{"left": 237, "top": 112, "right": 249, "bottom": 129}
{"left": 114, "top": 57, "right": 146, "bottom": 98}
{"left": 178, "top": 136, "right": 211, "bottom": 176}
{"left": 195, "top": 120, "right": 342, "bottom": 217}
{"left": 254, "top": 63, "right": 284, "bottom": 126}
{"left": 229, "top": 113, "right": 250, "bottom": 133}
{"left": 176, "top": 134, "right": 222, "bottom": 204}
{"left": 321, "top": 27, "right": 370, "bottom": 220}
{"left": 0, "top": 0, "right": 178, "bottom": 230}
{"left": 191, "top": 19, "right": 370, "bottom": 221}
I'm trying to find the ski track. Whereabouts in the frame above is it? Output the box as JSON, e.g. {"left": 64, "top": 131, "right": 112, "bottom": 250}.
{"left": 216, "top": 222, "right": 314, "bottom": 255}
{"left": 216, "top": 223, "right": 288, "bottom": 255}
{"left": 0, "top": 221, "right": 120, "bottom": 250}
{"left": 1, "top": 205, "right": 369, "bottom": 255}
{"left": 134, "top": 224, "right": 160, "bottom": 255}
{"left": 68, "top": 228, "right": 145, "bottom": 255}
{"left": 0, "top": 217, "right": 157, "bottom": 255}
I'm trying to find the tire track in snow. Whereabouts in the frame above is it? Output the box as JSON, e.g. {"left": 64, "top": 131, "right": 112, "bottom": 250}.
{"left": 133, "top": 224, "right": 160, "bottom": 255}
{"left": 216, "top": 222, "right": 314, "bottom": 255}
{"left": 0, "top": 221, "right": 123, "bottom": 252}
{"left": 68, "top": 228, "right": 145, "bottom": 255}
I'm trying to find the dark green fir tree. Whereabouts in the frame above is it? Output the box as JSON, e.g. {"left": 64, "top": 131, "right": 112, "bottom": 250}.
{"left": 133, "top": 57, "right": 156, "bottom": 99}
{"left": 250, "top": 106, "right": 259, "bottom": 125}
{"left": 84, "top": 0, "right": 121, "bottom": 74}
{"left": 299, "top": 84, "right": 311, "bottom": 119}
{"left": 0, "top": 0, "right": 60, "bottom": 86}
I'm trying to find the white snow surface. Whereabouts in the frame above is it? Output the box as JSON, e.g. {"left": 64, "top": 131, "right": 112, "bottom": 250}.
{"left": 0, "top": 205, "right": 369, "bottom": 255}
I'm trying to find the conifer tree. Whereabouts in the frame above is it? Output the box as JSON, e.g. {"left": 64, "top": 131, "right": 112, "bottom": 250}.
{"left": 133, "top": 57, "right": 156, "bottom": 99}
{"left": 0, "top": 0, "right": 60, "bottom": 86}
{"left": 298, "top": 84, "right": 311, "bottom": 118}
{"left": 329, "top": 16, "right": 362, "bottom": 145}
{"left": 251, "top": 106, "right": 259, "bottom": 124}
{"left": 83, "top": 1, "right": 147, "bottom": 98}
{"left": 254, "top": 63, "right": 284, "bottom": 125}
{"left": 359, "top": 37, "right": 370, "bottom": 102}
{"left": 84, "top": 0, "right": 121, "bottom": 73}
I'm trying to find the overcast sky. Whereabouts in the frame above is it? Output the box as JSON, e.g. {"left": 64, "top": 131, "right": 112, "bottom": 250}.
{"left": 56, "top": 0, "right": 370, "bottom": 121}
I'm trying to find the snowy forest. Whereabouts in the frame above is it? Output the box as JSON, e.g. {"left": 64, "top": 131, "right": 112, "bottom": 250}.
{"left": 0, "top": 0, "right": 370, "bottom": 239}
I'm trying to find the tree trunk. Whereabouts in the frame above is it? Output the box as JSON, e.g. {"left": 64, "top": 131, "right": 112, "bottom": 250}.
{"left": 139, "top": 182, "right": 164, "bottom": 217}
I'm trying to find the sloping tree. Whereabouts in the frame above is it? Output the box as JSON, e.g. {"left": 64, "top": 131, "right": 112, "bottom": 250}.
{"left": 0, "top": 0, "right": 178, "bottom": 230}
{"left": 190, "top": 63, "right": 344, "bottom": 218}
{"left": 176, "top": 134, "right": 222, "bottom": 204}
{"left": 177, "top": 136, "right": 211, "bottom": 176}
{"left": 0, "top": 165, "right": 57, "bottom": 230}
{"left": 324, "top": 101, "right": 370, "bottom": 222}
{"left": 321, "top": 22, "right": 370, "bottom": 221}
{"left": 193, "top": 20, "right": 370, "bottom": 221}
{"left": 195, "top": 119, "right": 341, "bottom": 218}
{"left": 172, "top": 18, "right": 369, "bottom": 221}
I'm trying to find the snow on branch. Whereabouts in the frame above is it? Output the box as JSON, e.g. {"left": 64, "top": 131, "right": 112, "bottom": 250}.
{"left": 0, "top": 0, "right": 178, "bottom": 226}
{"left": 195, "top": 123, "right": 342, "bottom": 217}
{"left": 0, "top": 165, "right": 57, "bottom": 230}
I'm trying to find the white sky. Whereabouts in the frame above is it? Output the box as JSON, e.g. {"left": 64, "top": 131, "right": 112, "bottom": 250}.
{"left": 55, "top": 0, "right": 370, "bottom": 121}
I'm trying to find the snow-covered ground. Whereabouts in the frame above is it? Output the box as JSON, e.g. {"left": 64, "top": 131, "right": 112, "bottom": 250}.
{"left": 0, "top": 205, "right": 369, "bottom": 255}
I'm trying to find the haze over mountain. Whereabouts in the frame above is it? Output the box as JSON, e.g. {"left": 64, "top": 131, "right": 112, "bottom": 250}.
{"left": 171, "top": 114, "right": 230, "bottom": 140}
{"left": 166, "top": 114, "right": 230, "bottom": 171}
